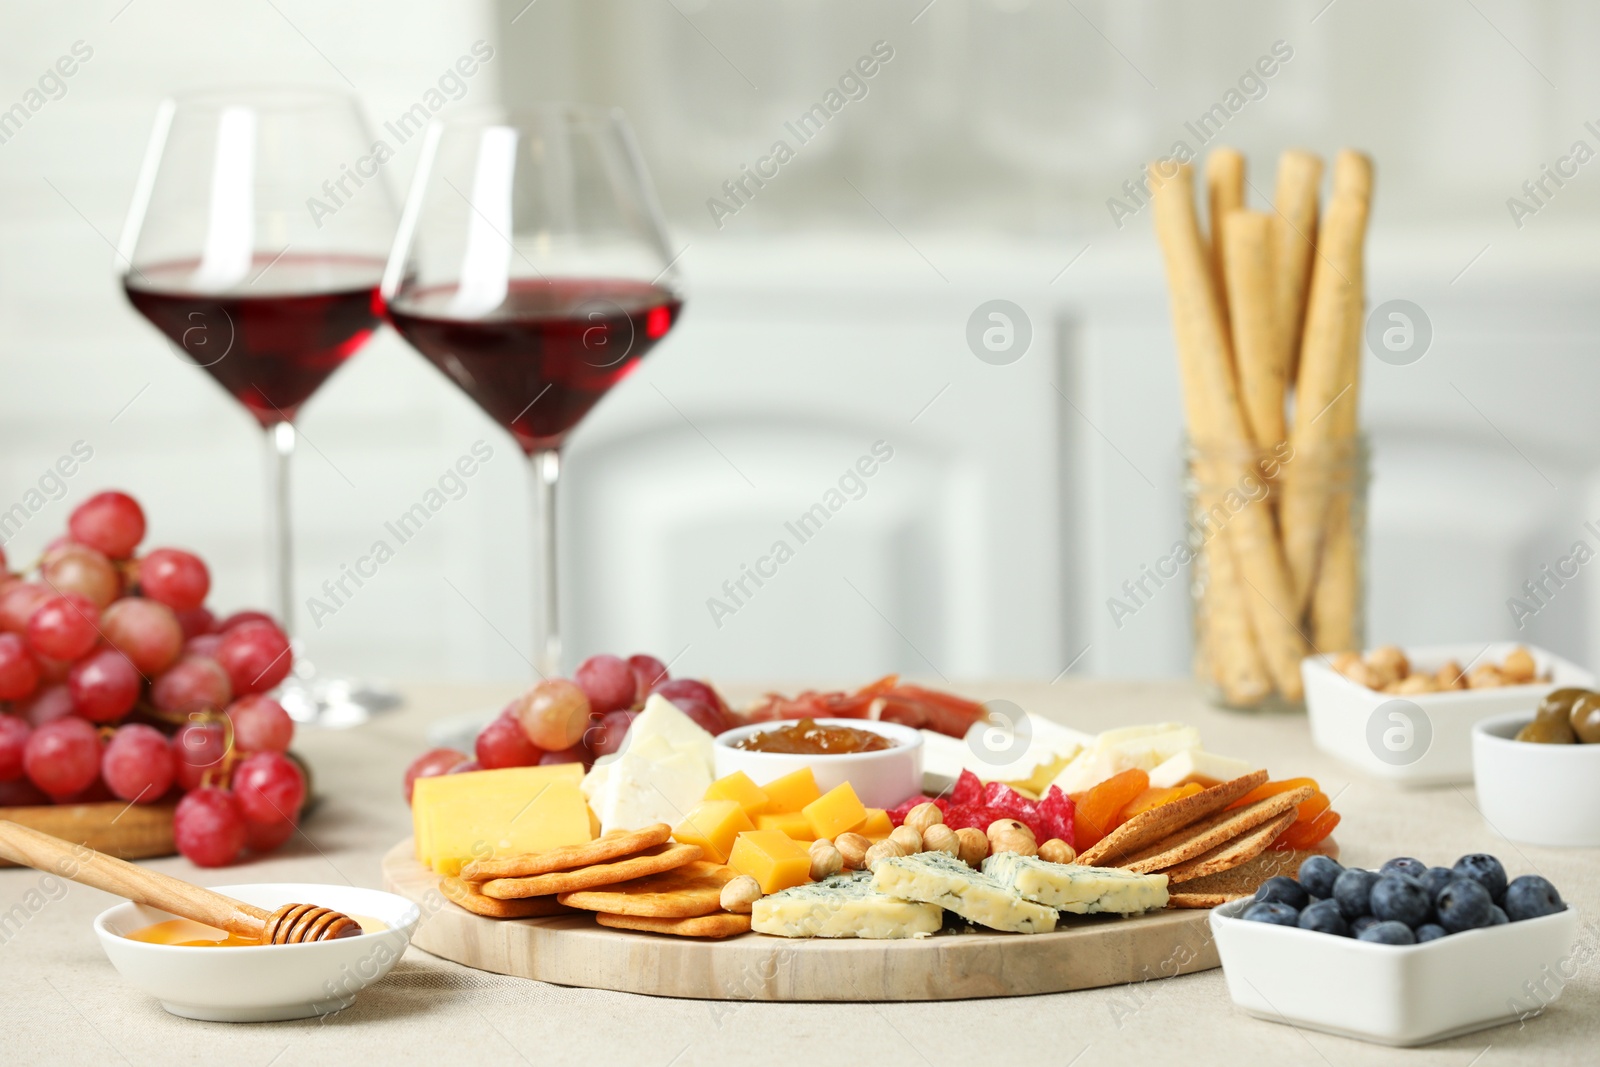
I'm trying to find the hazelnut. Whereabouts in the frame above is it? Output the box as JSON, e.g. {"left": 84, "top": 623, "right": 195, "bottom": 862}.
{"left": 1366, "top": 644, "right": 1409, "bottom": 679}
{"left": 954, "top": 827, "right": 989, "bottom": 868}
{"left": 986, "top": 819, "right": 1035, "bottom": 845}
{"left": 922, "top": 824, "right": 960, "bottom": 857}
{"left": 1468, "top": 664, "right": 1508, "bottom": 689}
{"left": 1435, "top": 660, "right": 1468, "bottom": 690}
{"left": 889, "top": 825, "right": 923, "bottom": 854}
{"left": 809, "top": 837, "right": 834, "bottom": 855}
{"left": 835, "top": 832, "right": 872, "bottom": 870}
{"left": 863, "top": 840, "right": 906, "bottom": 869}
{"left": 1330, "top": 651, "right": 1362, "bottom": 677}
{"left": 720, "top": 875, "right": 762, "bottom": 914}
{"left": 903, "top": 802, "right": 944, "bottom": 836}
{"left": 1502, "top": 646, "right": 1536, "bottom": 684}
{"left": 1038, "top": 838, "right": 1076, "bottom": 864}
{"left": 1388, "top": 674, "right": 1437, "bottom": 695}
{"left": 809, "top": 841, "right": 844, "bottom": 881}
{"left": 990, "top": 830, "right": 1038, "bottom": 857}
{"left": 1342, "top": 660, "right": 1379, "bottom": 690}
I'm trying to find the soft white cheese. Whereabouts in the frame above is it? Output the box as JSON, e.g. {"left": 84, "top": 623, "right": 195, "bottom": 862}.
{"left": 1147, "top": 748, "right": 1257, "bottom": 789}
{"left": 590, "top": 749, "right": 711, "bottom": 834}
{"left": 1050, "top": 724, "right": 1203, "bottom": 793}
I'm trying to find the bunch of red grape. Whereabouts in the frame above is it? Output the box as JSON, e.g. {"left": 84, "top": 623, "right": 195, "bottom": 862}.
{"left": 404, "top": 652, "right": 733, "bottom": 803}
{"left": 0, "top": 491, "right": 304, "bottom": 867}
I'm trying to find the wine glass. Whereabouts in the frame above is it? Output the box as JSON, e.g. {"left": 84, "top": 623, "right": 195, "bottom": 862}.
{"left": 383, "top": 105, "right": 684, "bottom": 677}
{"left": 118, "top": 86, "right": 402, "bottom": 726}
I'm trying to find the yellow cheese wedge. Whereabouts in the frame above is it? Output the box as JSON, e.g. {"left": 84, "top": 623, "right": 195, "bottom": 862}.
{"left": 704, "top": 771, "right": 772, "bottom": 817}
{"left": 761, "top": 767, "right": 821, "bottom": 813}
{"left": 755, "top": 811, "right": 816, "bottom": 841}
{"left": 803, "top": 782, "right": 868, "bottom": 839}
{"left": 729, "top": 829, "right": 812, "bottom": 894}
{"left": 673, "top": 799, "right": 755, "bottom": 864}
{"left": 412, "top": 764, "right": 590, "bottom": 875}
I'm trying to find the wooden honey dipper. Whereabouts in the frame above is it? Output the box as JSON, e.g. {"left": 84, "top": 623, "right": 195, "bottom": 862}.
{"left": 0, "top": 820, "right": 361, "bottom": 943}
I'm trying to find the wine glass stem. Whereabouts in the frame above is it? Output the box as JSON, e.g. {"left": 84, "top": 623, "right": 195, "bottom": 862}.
{"left": 530, "top": 448, "right": 561, "bottom": 678}
{"left": 265, "top": 420, "right": 296, "bottom": 640}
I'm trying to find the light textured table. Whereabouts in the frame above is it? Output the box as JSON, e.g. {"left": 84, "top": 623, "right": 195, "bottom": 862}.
{"left": 4, "top": 680, "right": 1597, "bottom": 1066}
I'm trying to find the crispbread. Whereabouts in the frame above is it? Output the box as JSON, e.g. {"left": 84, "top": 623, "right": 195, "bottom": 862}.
{"left": 1162, "top": 809, "right": 1296, "bottom": 884}
{"left": 558, "top": 861, "right": 739, "bottom": 918}
{"left": 460, "top": 824, "right": 673, "bottom": 881}
{"left": 1076, "top": 770, "right": 1269, "bottom": 866}
{"left": 1165, "top": 848, "right": 1322, "bottom": 908}
{"left": 595, "top": 911, "right": 751, "bottom": 938}
{"left": 479, "top": 842, "right": 702, "bottom": 899}
{"left": 1115, "top": 786, "right": 1312, "bottom": 874}
{"left": 442, "top": 876, "right": 573, "bottom": 919}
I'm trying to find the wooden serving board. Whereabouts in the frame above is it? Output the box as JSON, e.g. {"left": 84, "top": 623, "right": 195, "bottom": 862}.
{"left": 0, "top": 802, "right": 176, "bottom": 867}
{"left": 383, "top": 839, "right": 1220, "bottom": 1001}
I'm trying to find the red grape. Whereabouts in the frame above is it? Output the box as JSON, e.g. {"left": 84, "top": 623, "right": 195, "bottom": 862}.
{"left": 184, "top": 633, "right": 224, "bottom": 658}
{"left": 26, "top": 593, "right": 100, "bottom": 661}
{"left": 231, "top": 750, "right": 306, "bottom": 825}
{"left": 403, "top": 747, "right": 469, "bottom": 803}
{"left": 586, "top": 709, "right": 638, "bottom": 757}
{"left": 0, "top": 544, "right": 6, "bottom": 572}
{"left": 173, "top": 787, "right": 246, "bottom": 867}
{"left": 226, "top": 694, "right": 294, "bottom": 753}
{"left": 511, "top": 679, "right": 591, "bottom": 751}
{"left": 67, "top": 649, "right": 141, "bottom": 723}
{"left": 218, "top": 610, "right": 276, "bottom": 633}
{"left": 56, "top": 777, "right": 113, "bottom": 804}
{"left": 245, "top": 816, "right": 297, "bottom": 852}
{"left": 0, "top": 777, "right": 47, "bottom": 805}
{"left": 628, "top": 653, "right": 670, "bottom": 701}
{"left": 0, "top": 633, "right": 40, "bottom": 701}
{"left": 172, "top": 720, "right": 229, "bottom": 791}
{"left": 0, "top": 582, "right": 52, "bottom": 634}
{"left": 101, "top": 723, "right": 175, "bottom": 803}
{"left": 23, "top": 716, "right": 102, "bottom": 799}
{"left": 69, "top": 491, "right": 146, "bottom": 560}
{"left": 215, "top": 620, "right": 292, "bottom": 694}
{"left": 476, "top": 710, "right": 542, "bottom": 768}
{"left": 175, "top": 606, "right": 216, "bottom": 640}
{"left": 653, "top": 677, "right": 721, "bottom": 708}
{"left": 138, "top": 548, "right": 210, "bottom": 612}
{"left": 0, "top": 714, "right": 30, "bottom": 780}
{"left": 672, "top": 698, "right": 727, "bottom": 737}
{"left": 151, "top": 656, "right": 232, "bottom": 715}
{"left": 575, "top": 654, "right": 637, "bottom": 714}
{"left": 19, "top": 684, "right": 74, "bottom": 727}
{"left": 41, "top": 543, "right": 120, "bottom": 607}
{"left": 538, "top": 743, "right": 592, "bottom": 769}
{"left": 101, "top": 597, "right": 183, "bottom": 675}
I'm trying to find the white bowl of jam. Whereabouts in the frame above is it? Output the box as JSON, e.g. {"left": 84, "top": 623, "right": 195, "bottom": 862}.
{"left": 714, "top": 717, "right": 923, "bottom": 808}
{"left": 95, "top": 882, "right": 421, "bottom": 1022}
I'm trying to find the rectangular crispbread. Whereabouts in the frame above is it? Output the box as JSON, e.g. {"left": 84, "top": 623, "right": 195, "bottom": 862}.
{"left": 1076, "top": 770, "right": 1269, "bottom": 866}
{"left": 1166, "top": 848, "right": 1320, "bottom": 908}
{"left": 1162, "top": 808, "right": 1297, "bottom": 883}
{"left": 1115, "top": 786, "right": 1313, "bottom": 874}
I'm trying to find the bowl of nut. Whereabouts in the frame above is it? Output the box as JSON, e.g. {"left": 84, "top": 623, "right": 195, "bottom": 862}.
{"left": 1473, "top": 699, "right": 1600, "bottom": 846}
{"left": 1301, "top": 643, "right": 1593, "bottom": 786}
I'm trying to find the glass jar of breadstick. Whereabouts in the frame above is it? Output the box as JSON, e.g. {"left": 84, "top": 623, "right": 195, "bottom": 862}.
{"left": 1184, "top": 435, "right": 1369, "bottom": 711}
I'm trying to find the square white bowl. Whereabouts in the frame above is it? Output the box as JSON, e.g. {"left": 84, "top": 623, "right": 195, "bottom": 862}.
{"left": 1473, "top": 711, "right": 1600, "bottom": 847}
{"left": 1210, "top": 898, "right": 1579, "bottom": 1047}
{"left": 1302, "top": 643, "right": 1592, "bottom": 785}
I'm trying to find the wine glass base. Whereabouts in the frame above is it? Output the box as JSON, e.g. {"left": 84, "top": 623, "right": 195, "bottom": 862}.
{"left": 276, "top": 677, "right": 402, "bottom": 729}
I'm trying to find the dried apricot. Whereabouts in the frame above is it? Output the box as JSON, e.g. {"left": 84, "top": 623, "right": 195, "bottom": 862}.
{"left": 1074, "top": 768, "right": 1149, "bottom": 849}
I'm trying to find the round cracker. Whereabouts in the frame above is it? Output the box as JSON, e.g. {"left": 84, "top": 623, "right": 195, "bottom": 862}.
{"left": 595, "top": 911, "right": 751, "bottom": 939}
{"left": 460, "top": 824, "right": 673, "bottom": 881}
{"left": 479, "top": 842, "right": 702, "bottom": 899}
{"left": 558, "top": 861, "right": 738, "bottom": 918}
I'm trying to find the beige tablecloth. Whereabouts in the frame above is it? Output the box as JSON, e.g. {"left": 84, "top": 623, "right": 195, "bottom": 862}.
{"left": 4, "top": 680, "right": 1596, "bottom": 1066}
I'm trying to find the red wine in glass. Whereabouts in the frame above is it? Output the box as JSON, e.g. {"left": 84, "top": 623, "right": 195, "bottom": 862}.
{"left": 386, "top": 278, "right": 682, "bottom": 453}
{"left": 125, "top": 254, "right": 386, "bottom": 426}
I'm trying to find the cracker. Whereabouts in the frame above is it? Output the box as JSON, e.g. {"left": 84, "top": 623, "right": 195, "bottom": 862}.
{"left": 558, "top": 861, "right": 738, "bottom": 918}
{"left": 479, "top": 842, "right": 702, "bottom": 899}
{"left": 595, "top": 911, "right": 751, "bottom": 939}
{"left": 1163, "top": 809, "right": 1297, "bottom": 883}
{"left": 460, "top": 824, "right": 672, "bottom": 881}
{"left": 1115, "top": 786, "right": 1312, "bottom": 874}
{"left": 442, "top": 876, "right": 573, "bottom": 919}
{"left": 1165, "top": 848, "right": 1323, "bottom": 908}
{"left": 1076, "top": 770, "right": 1269, "bottom": 866}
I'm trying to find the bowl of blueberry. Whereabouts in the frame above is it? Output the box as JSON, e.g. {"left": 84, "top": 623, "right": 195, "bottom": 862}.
{"left": 1210, "top": 852, "right": 1577, "bottom": 1047}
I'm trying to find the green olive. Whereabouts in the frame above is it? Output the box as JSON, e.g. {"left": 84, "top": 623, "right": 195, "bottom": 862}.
{"left": 1517, "top": 715, "right": 1577, "bottom": 744}
{"left": 1537, "top": 687, "right": 1590, "bottom": 721}
{"left": 1570, "top": 693, "right": 1600, "bottom": 744}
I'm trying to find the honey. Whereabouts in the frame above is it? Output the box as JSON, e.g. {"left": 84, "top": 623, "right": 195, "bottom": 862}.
{"left": 126, "top": 915, "right": 385, "bottom": 947}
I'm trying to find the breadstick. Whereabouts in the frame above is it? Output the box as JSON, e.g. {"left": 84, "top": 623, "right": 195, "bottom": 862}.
{"left": 1201, "top": 535, "right": 1272, "bottom": 705}
{"left": 1271, "top": 150, "right": 1323, "bottom": 386}
{"left": 1205, "top": 148, "right": 1245, "bottom": 337}
{"left": 1221, "top": 210, "right": 1284, "bottom": 448}
{"left": 1150, "top": 161, "right": 1306, "bottom": 700}
{"left": 1311, "top": 490, "right": 1359, "bottom": 652}
{"left": 1281, "top": 150, "right": 1373, "bottom": 612}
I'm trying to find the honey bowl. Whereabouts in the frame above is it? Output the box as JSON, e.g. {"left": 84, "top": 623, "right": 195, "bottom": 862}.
{"left": 95, "top": 883, "right": 421, "bottom": 1022}
{"left": 714, "top": 718, "right": 922, "bottom": 808}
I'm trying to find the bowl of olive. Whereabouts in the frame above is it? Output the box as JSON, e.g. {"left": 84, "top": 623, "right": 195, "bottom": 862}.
{"left": 1473, "top": 695, "right": 1600, "bottom": 847}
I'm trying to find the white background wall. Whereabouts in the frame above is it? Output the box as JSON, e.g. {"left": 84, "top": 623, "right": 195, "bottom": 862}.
{"left": 3, "top": 1, "right": 1599, "bottom": 689}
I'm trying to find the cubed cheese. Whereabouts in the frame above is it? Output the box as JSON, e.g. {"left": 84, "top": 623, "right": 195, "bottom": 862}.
{"left": 673, "top": 799, "right": 755, "bottom": 863}
{"left": 729, "top": 830, "right": 812, "bottom": 894}
{"left": 759, "top": 767, "right": 822, "bottom": 813}
{"left": 803, "top": 782, "right": 868, "bottom": 839}
{"left": 704, "top": 771, "right": 771, "bottom": 817}
{"left": 754, "top": 811, "right": 816, "bottom": 840}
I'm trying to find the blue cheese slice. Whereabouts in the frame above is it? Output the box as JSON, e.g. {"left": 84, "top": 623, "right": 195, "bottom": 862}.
{"left": 872, "top": 852, "right": 1057, "bottom": 934}
{"left": 752, "top": 871, "right": 943, "bottom": 939}
{"left": 981, "top": 853, "right": 1169, "bottom": 915}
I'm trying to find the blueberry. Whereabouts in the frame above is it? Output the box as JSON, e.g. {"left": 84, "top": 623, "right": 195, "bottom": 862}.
{"left": 1350, "top": 915, "right": 1381, "bottom": 936}
{"left": 1333, "top": 868, "right": 1381, "bottom": 920}
{"left": 1436, "top": 878, "right": 1493, "bottom": 932}
{"left": 1503, "top": 875, "right": 1566, "bottom": 922}
{"left": 1416, "top": 923, "right": 1449, "bottom": 942}
{"left": 1371, "top": 875, "right": 1432, "bottom": 928}
{"left": 1254, "top": 876, "right": 1310, "bottom": 910}
{"left": 1452, "top": 854, "right": 1508, "bottom": 903}
{"left": 1488, "top": 905, "right": 1509, "bottom": 925}
{"left": 1242, "top": 901, "right": 1300, "bottom": 927}
{"left": 1358, "top": 920, "right": 1418, "bottom": 945}
{"left": 1422, "top": 866, "right": 1455, "bottom": 901}
{"left": 1297, "top": 899, "right": 1350, "bottom": 936}
{"left": 1297, "top": 855, "right": 1344, "bottom": 899}
{"left": 1380, "top": 857, "right": 1428, "bottom": 881}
